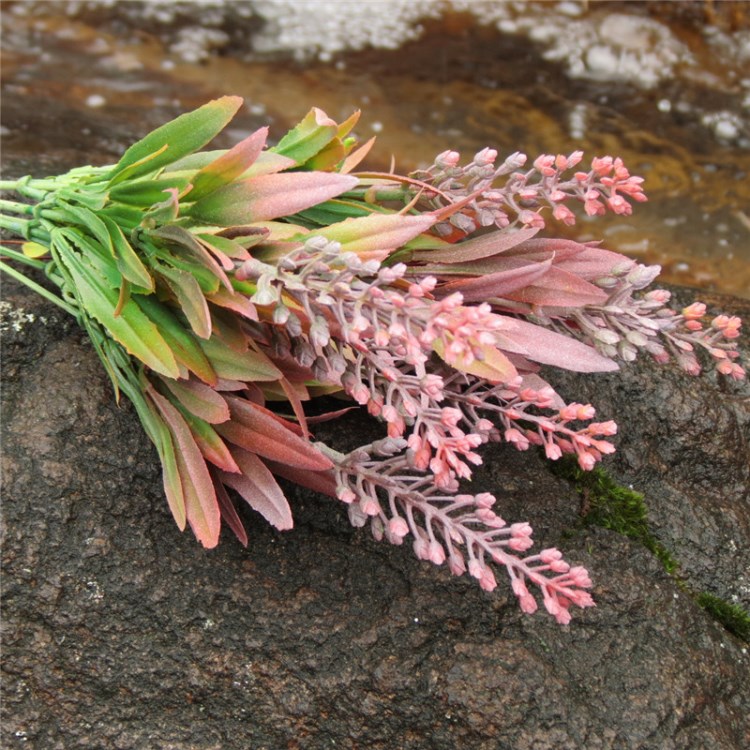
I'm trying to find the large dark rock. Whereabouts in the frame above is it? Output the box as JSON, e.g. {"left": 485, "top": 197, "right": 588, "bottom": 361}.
{"left": 554, "top": 288, "right": 750, "bottom": 614}
{"left": 2, "top": 278, "right": 749, "bottom": 750}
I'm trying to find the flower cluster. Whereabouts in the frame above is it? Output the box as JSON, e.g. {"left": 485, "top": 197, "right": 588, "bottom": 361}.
{"left": 411, "top": 148, "right": 647, "bottom": 237}
{"left": 0, "top": 97, "right": 744, "bottom": 625}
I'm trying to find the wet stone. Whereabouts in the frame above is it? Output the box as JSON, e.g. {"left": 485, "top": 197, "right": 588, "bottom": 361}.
{"left": 2, "top": 282, "right": 750, "bottom": 749}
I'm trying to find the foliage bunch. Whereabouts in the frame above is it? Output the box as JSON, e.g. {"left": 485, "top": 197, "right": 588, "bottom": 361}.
{"left": 0, "top": 96, "right": 744, "bottom": 623}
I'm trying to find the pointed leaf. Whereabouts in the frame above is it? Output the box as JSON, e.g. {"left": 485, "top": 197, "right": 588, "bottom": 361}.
{"left": 152, "top": 225, "right": 233, "bottom": 291}
{"left": 134, "top": 295, "right": 217, "bottom": 385}
{"left": 199, "top": 335, "right": 282, "bottom": 381}
{"left": 219, "top": 448, "right": 293, "bottom": 531}
{"left": 207, "top": 287, "right": 259, "bottom": 320}
{"left": 412, "top": 227, "right": 540, "bottom": 264}
{"left": 306, "top": 213, "right": 436, "bottom": 261}
{"left": 271, "top": 107, "right": 338, "bottom": 165}
{"left": 340, "top": 136, "right": 376, "bottom": 174}
{"left": 504, "top": 266, "right": 609, "bottom": 307}
{"left": 101, "top": 215, "right": 154, "bottom": 291}
{"left": 263, "top": 458, "right": 338, "bottom": 498}
{"left": 493, "top": 317, "right": 619, "bottom": 373}
{"left": 109, "top": 178, "right": 190, "bottom": 207}
{"left": 217, "top": 396, "right": 333, "bottom": 470}
{"left": 243, "top": 151, "right": 297, "bottom": 177}
{"left": 188, "top": 126, "right": 268, "bottom": 201}
{"left": 53, "top": 232, "right": 180, "bottom": 378}
{"left": 433, "top": 336, "right": 517, "bottom": 384}
{"left": 439, "top": 258, "right": 553, "bottom": 301}
{"left": 180, "top": 411, "right": 240, "bottom": 473}
{"left": 110, "top": 95, "right": 243, "bottom": 180}
{"left": 162, "top": 378, "right": 230, "bottom": 423}
{"left": 189, "top": 172, "right": 358, "bottom": 225}
{"left": 157, "top": 264, "right": 212, "bottom": 339}
{"left": 213, "top": 476, "right": 248, "bottom": 547}
{"left": 149, "top": 388, "right": 221, "bottom": 548}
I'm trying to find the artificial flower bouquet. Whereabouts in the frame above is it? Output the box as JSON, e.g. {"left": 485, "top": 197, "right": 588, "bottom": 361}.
{"left": 0, "top": 96, "right": 743, "bottom": 623}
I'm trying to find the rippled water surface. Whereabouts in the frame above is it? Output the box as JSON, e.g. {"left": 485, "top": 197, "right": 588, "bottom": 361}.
{"left": 2, "top": 0, "right": 749, "bottom": 297}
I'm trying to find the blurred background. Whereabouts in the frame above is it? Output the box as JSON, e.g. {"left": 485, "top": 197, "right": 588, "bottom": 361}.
{"left": 2, "top": 0, "right": 749, "bottom": 298}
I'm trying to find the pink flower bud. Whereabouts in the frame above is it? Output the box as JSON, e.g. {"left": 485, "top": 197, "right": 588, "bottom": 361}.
{"left": 428, "top": 541, "right": 446, "bottom": 566}
{"left": 388, "top": 517, "right": 409, "bottom": 539}
{"left": 337, "top": 487, "right": 356, "bottom": 504}
{"left": 474, "top": 492, "right": 496, "bottom": 509}
{"left": 553, "top": 204, "right": 576, "bottom": 226}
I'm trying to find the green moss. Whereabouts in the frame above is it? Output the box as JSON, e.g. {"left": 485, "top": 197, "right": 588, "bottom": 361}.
{"left": 696, "top": 593, "right": 750, "bottom": 642}
{"left": 551, "top": 457, "right": 678, "bottom": 574}
{"left": 551, "top": 457, "right": 750, "bottom": 644}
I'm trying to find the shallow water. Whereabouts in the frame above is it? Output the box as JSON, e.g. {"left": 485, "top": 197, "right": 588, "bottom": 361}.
{"left": 2, "top": 0, "right": 749, "bottom": 298}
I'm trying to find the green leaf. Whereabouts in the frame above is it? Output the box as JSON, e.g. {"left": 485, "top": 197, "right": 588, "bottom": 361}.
{"left": 271, "top": 107, "right": 338, "bottom": 166}
{"left": 151, "top": 225, "right": 232, "bottom": 291}
{"left": 109, "top": 95, "right": 243, "bottom": 181}
{"left": 199, "top": 336, "right": 282, "bottom": 382}
{"left": 187, "top": 126, "right": 268, "bottom": 201}
{"left": 134, "top": 295, "right": 217, "bottom": 385}
{"left": 51, "top": 230, "right": 180, "bottom": 378}
{"left": 300, "top": 213, "right": 436, "bottom": 261}
{"left": 101, "top": 215, "right": 154, "bottom": 291}
{"left": 109, "top": 177, "right": 189, "bottom": 207}
{"left": 58, "top": 202, "right": 113, "bottom": 255}
{"left": 156, "top": 263, "right": 212, "bottom": 339}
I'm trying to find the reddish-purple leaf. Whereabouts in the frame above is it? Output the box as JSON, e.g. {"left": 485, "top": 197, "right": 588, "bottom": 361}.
{"left": 503, "top": 266, "right": 609, "bottom": 308}
{"left": 263, "top": 458, "right": 338, "bottom": 498}
{"left": 217, "top": 396, "right": 333, "bottom": 470}
{"left": 149, "top": 388, "right": 221, "bottom": 547}
{"left": 162, "top": 378, "right": 230, "bottom": 424}
{"left": 188, "top": 126, "right": 268, "bottom": 201}
{"left": 189, "top": 172, "right": 358, "bottom": 225}
{"left": 219, "top": 448, "right": 293, "bottom": 530}
{"left": 412, "top": 227, "right": 540, "bottom": 264}
{"left": 178, "top": 409, "right": 240, "bottom": 472}
{"left": 213, "top": 474, "right": 248, "bottom": 547}
{"left": 494, "top": 317, "right": 619, "bottom": 372}
{"left": 207, "top": 287, "right": 259, "bottom": 320}
{"left": 552, "top": 247, "right": 631, "bottom": 279}
{"left": 439, "top": 257, "right": 553, "bottom": 301}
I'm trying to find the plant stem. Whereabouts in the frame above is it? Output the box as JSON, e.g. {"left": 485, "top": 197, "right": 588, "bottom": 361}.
{"left": 0, "top": 261, "right": 79, "bottom": 317}
{"left": 0, "top": 199, "right": 34, "bottom": 215}
{"left": 0, "top": 214, "right": 31, "bottom": 238}
{"left": 0, "top": 245, "right": 47, "bottom": 270}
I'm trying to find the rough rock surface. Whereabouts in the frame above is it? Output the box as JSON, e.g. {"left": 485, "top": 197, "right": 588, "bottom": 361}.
{"left": 2, "top": 278, "right": 749, "bottom": 750}
{"left": 554, "top": 288, "right": 750, "bottom": 613}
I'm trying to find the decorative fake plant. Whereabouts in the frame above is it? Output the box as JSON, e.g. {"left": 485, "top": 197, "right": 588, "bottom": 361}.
{"left": 0, "top": 97, "right": 744, "bottom": 624}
